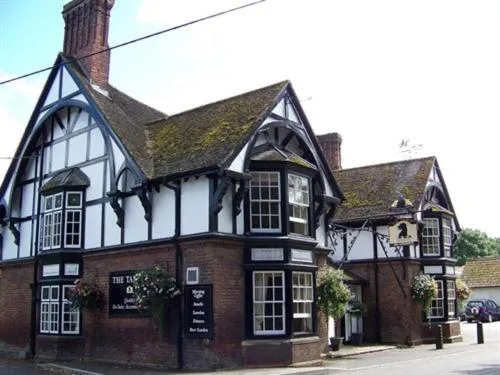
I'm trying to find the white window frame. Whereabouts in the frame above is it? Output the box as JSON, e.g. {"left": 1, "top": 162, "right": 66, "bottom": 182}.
{"left": 288, "top": 173, "right": 310, "bottom": 236}
{"left": 442, "top": 217, "right": 452, "bottom": 258}
{"left": 250, "top": 172, "right": 281, "bottom": 233}
{"left": 62, "top": 285, "right": 80, "bottom": 334}
{"left": 40, "top": 285, "right": 60, "bottom": 334}
{"left": 40, "top": 191, "right": 83, "bottom": 250}
{"left": 422, "top": 218, "right": 440, "bottom": 256}
{"left": 253, "top": 271, "right": 285, "bottom": 335}
{"left": 40, "top": 285, "right": 80, "bottom": 335}
{"left": 447, "top": 280, "right": 456, "bottom": 317}
{"left": 292, "top": 271, "right": 313, "bottom": 334}
{"left": 428, "top": 280, "right": 444, "bottom": 318}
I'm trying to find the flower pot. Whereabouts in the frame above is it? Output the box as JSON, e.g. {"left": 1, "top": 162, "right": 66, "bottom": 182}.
{"left": 350, "top": 333, "right": 364, "bottom": 346}
{"left": 330, "top": 336, "right": 344, "bottom": 351}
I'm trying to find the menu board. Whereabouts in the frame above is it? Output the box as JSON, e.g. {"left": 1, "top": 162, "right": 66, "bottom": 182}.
{"left": 185, "top": 284, "right": 213, "bottom": 339}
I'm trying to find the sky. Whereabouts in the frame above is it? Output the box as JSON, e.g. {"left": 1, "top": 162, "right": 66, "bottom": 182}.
{"left": 0, "top": 0, "right": 499, "bottom": 238}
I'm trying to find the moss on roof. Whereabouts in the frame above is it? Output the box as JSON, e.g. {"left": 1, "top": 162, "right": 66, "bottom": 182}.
{"left": 462, "top": 257, "right": 500, "bottom": 288}
{"left": 146, "top": 81, "right": 288, "bottom": 177}
{"left": 332, "top": 157, "right": 435, "bottom": 222}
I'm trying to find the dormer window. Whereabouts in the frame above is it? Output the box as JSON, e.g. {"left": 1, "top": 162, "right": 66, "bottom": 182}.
{"left": 421, "top": 218, "right": 440, "bottom": 256}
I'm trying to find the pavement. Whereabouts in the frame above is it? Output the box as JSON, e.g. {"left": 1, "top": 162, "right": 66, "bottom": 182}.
{"left": 33, "top": 344, "right": 396, "bottom": 375}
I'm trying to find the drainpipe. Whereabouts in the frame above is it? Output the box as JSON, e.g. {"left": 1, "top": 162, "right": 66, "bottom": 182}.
{"left": 372, "top": 226, "right": 381, "bottom": 343}
{"left": 30, "top": 151, "right": 44, "bottom": 356}
{"left": 165, "top": 180, "right": 183, "bottom": 369}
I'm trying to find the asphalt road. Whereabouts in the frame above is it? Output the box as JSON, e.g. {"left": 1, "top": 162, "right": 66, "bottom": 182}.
{"left": 324, "top": 321, "right": 500, "bottom": 374}
{"left": 0, "top": 321, "right": 498, "bottom": 374}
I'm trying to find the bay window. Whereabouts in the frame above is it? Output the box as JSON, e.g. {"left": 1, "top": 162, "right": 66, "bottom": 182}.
{"left": 428, "top": 280, "right": 444, "bottom": 318}
{"left": 40, "top": 191, "right": 83, "bottom": 250}
{"left": 447, "top": 280, "right": 456, "bottom": 317}
{"left": 442, "top": 218, "right": 452, "bottom": 257}
{"left": 288, "top": 174, "right": 309, "bottom": 236}
{"left": 253, "top": 271, "right": 285, "bottom": 335}
{"left": 422, "top": 218, "right": 440, "bottom": 255}
{"left": 292, "top": 272, "right": 313, "bottom": 333}
{"left": 250, "top": 172, "right": 281, "bottom": 232}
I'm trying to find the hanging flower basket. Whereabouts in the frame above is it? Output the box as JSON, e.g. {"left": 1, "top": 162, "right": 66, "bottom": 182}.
{"left": 132, "top": 265, "right": 181, "bottom": 315}
{"left": 411, "top": 273, "right": 437, "bottom": 312}
{"left": 455, "top": 279, "right": 470, "bottom": 301}
{"left": 68, "top": 279, "right": 105, "bottom": 311}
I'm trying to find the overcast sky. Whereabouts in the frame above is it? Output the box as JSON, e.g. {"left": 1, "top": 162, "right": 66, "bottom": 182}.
{"left": 1, "top": 0, "right": 499, "bottom": 237}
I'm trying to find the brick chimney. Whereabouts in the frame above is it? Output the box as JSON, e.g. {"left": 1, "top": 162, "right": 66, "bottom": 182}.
{"left": 317, "top": 132, "right": 342, "bottom": 171}
{"left": 62, "top": 0, "right": 114, "bottom": 88}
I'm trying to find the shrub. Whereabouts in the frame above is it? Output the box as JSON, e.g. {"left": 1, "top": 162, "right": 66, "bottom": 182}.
{"left": 316, "top": 268, "right": 352, "bottom": 319}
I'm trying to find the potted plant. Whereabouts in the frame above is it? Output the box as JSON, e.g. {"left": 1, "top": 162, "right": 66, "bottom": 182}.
{"left": 347, "top": 300, "right": 366, "bottom": 345}
{"left": 316, "top": 268, "right": 352, "bottom": 351}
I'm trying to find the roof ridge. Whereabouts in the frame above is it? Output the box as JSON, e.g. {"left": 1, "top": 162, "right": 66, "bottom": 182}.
{"left": 145, "top": 80, "right": 289, "bottom": 127}
{"left": 334, "top": 156, "right": 436, "bottom": 173}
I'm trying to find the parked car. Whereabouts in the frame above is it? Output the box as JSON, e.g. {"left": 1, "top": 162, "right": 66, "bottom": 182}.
{"left": 464, "top": 299, "right": 500, "bottom": 323}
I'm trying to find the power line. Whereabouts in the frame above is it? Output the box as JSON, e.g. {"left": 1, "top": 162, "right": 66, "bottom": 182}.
{"left": 0, "top": 0, "right": 266, "bottom": 86}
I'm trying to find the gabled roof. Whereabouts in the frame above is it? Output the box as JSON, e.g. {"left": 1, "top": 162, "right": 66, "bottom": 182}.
{"left": 145, "top": 81, "right": 288, "bottom": 178}
{"left": 462, "top": 257, "right": 500, "bottom": 288}
{"left": 63, "top": 54, "right": 167, "bottom": 178}
{"left": 332, "top": 157, "right": 435, "bottom": 222}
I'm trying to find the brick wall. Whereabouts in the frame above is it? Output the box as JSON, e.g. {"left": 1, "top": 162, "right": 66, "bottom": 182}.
{"left": 82, "top": 243, "right": 178, "bottom": 367}
{"left": 0, "top": 260, "right": 34, "bottom": 355}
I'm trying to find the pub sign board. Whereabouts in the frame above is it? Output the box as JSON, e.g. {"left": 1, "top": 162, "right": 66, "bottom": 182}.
{"left": 185, "top": 284, "right": 213, "bottom": 339}
{"left": 109, "top": 270, "right": 145, "bottom": 317}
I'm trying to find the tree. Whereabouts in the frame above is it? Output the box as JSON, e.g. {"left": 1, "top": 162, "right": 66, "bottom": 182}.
{"left": 453, "top": 228, "right": 500, "bottom": 266}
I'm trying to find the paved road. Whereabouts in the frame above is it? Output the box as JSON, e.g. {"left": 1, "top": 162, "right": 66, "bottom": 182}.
{"left": 0, "top": 358, "right": 42, "bottom": 375}
{"left": 324, "top": 321, "right": 500, "bottom": 374}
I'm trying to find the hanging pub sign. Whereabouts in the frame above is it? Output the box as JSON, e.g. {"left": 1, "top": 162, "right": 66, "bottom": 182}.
{"left": 388, "top": 219, "right": 419, "bottom": 246}
{"left": 109, "top": 270, "right": 143, "bottom": 317}
{"left": 185, "top": 284, "right": 213, "bottom": 339}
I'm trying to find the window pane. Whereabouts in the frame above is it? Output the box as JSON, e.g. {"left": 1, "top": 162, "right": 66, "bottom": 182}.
{"left": 253, "top": 271, "right": 285, "bottom": 335}
{"left": 292, "top": 272, "right": 313, "bottom": 334}
{"left": 67, "top": 192, "right": 82, "bottom": 207}
{"left": 250, "top": 172, "right": 281, "bottom": 232}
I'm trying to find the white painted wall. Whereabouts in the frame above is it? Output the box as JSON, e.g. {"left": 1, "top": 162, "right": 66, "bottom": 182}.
{"left": 181, "top": 177, "right": 209, "bottom": 235}
{"left": 21, "top": 183, "right": 34, "bottom": 218}
{"left": 52, "top": 121, "right": 65, "bottom": 140}
{"left": 346, "top": 230, "right": 373, "bottom": 260}
{"left": 218, "top": 190, "right": 233, "bottom": 234}
{"left": 81, "top": 162, "right": 104, "bottom": 201}
{"left": 470, "top": 287, "right": 500, "bottom": 304}
{"left": 51, "top": 141, "right": 66, "bottom": 172}
{"left": 104, "top": 203, "right": 121, "bottom": 247}
{"left": 2, "top": 227, "right": 18, "bottom": 260}
{"left": 152, "top": 186, "right": 176, "bottom": 239}
{"left": 89, "top": 128, "right": 105, "bottom": 159}
{"left": 44, "top": 70, "right": 60, "bottom": 107}
{"left": 111, "top": 139, "right": 125, "bottom": 176}
{"left": 316, "top": 215, "right": 326, "bottom": 247}
{"left": 85, "top": 204, "right": 102, "bottom": 249}
{"left": 73, "top": 110, "right": 89, "bottom": 132}
{"left": 228, "top": 142, "right": 248, "bottom": 172}
{"left": 19, "top": 221, "right": 31, "bottom": 258}
{"left": 124, "top": 196, "right": 148, "bottom": 244}
{"left": 61, "top": 66, "right": 79, "bottom": 97}
{"left": 67, "top": 133, "right": 87, "bottom": 166}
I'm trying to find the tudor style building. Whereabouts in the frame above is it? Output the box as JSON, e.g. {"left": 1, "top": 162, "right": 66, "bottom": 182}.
{"left": 318, "top": 133, "right": 462, "bottom": 345}
{"left": 0, "top": 0, "right": 343, "bottom": 369}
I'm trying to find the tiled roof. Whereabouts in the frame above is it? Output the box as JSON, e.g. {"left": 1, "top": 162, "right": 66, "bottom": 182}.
{"left": 332, "top": 157, "right": 435, "bottom": 222}
{"left": 63, "top": 54, "right": 167, "bottom": 178}
{"left": 462, "top": 257, "right": 500, "bottom": 288}
{"left": 145, "top": 81, "right": 288, "bottom": 178}
{"left": 40, "top": 167, "right": 90, "bottom": 193}
{"left": 65, "top": 54, "right": 288, "bottom": 180}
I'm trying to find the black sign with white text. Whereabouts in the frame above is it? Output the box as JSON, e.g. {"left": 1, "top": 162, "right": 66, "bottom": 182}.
{"left": 109, "top": 270, "right": 142, "bottom": 316}
{"left": 185, "top": 284, "right": 213, "bottom": 339}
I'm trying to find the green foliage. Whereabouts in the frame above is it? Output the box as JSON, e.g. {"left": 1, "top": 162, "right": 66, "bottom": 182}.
{"left": 454, "top": 228, "right": 500, "bottom": 266}
{"left": 316, "top": 268, "right": 352, "bottom": 319}
{"left": 411, "top": 273, "right": 437, "bottom": 311}
{"left": 347, "top": 300, "right": 366, "bottom": 316}
{"left": 133, "top": 265, "right": 180, "bottom": 315}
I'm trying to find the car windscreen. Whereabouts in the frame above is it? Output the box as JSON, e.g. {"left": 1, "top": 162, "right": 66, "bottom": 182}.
{"left": 467, "top": 301, "right": 485, "bottom": 307}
